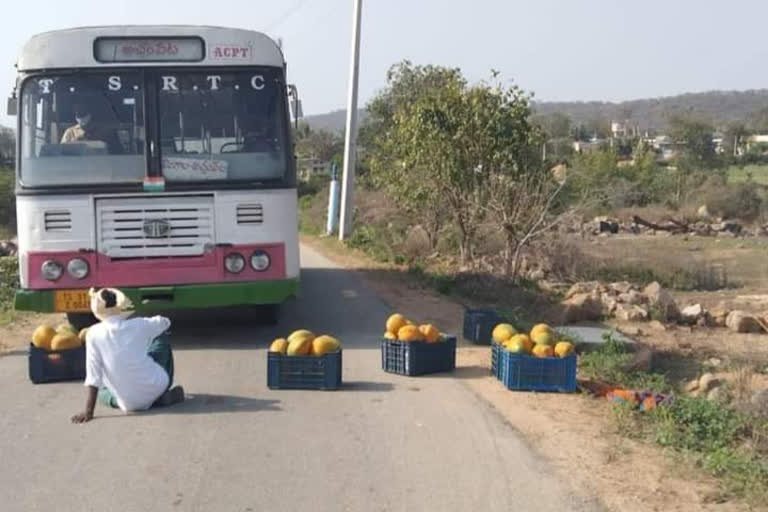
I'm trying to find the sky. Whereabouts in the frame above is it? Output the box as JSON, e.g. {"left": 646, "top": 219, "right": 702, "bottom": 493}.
{"left": 3, "top": 0, "right": 768, "bottom": 127}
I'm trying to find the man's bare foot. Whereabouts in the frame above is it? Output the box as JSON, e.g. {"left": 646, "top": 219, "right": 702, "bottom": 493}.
{"left": 154, "top": 386, "right": 185, "bottom": 407}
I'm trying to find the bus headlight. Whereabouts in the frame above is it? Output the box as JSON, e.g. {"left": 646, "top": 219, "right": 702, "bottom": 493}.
{"left": 250, "top": 250, "right": 271, "bottom": 272}
{"left": 66, "top": 258, "right": 90, "bottom": 280}
{"left": 41, "top": 260, "right": 63, "bottom": 281}
{"left": 224, "top": 253, "right": 245, "bottom": 274}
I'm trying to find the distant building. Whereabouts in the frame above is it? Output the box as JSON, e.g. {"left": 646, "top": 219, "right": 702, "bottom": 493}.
{"left": 745, "top": 134, "right": 768, "bottom": 154}
{"left": 298, "top": 157, "right": 330, "bottom": 181}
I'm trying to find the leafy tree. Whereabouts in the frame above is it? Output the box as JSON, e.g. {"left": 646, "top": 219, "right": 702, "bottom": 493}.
{"left": 722, "top": 121, "right": 750, "bottom": 158}
{"left": 536, "top": 111, "right": 572, "bottom": 139}
{"left": 366, "top": 62, "right": 468, "bottom": 253}
{"left": 0, "top": 128, "right": 14, "bottom": 164}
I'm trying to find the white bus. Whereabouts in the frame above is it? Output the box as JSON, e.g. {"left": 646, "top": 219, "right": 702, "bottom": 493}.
{"left": 7, "top": 26, "right": 302, "bottom": 328}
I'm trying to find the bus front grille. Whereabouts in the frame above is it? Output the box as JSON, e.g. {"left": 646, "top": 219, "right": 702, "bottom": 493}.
{"left": 96, "top": 196, "right": 215, "bottom": 259}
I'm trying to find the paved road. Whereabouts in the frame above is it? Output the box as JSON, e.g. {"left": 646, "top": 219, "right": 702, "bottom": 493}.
{"left": 0, "top": 245, "right": 597, "bottom": 512}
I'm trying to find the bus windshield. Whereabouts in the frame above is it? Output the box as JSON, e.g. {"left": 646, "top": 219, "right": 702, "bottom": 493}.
{"left": 158, "top": 69, "right": 287, "bottom": 183}
{"left": 20, "top": 72, "right": 145, "bottom": 187}
{"left": 19, "top": 68, "right": 290, "bottom": 187}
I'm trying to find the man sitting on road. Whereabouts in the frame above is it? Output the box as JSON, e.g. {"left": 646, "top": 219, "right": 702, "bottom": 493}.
{"left": 71, "top": 288, "right": 184, "bottom": 424}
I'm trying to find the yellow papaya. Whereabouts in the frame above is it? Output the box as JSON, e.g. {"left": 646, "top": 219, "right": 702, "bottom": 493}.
{"left": 311, "top": 335, "right": 341, "bottom": 355}
{"left": 269, "top": 338, "right": 289, "bottom": 354}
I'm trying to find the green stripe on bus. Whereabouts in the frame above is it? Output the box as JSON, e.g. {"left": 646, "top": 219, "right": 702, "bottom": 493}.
{"left": 14, "top": 279, "right": 299, "bottom": 313}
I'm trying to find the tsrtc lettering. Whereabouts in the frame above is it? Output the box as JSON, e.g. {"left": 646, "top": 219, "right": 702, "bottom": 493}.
{"left": 161, "top": 76, "right": 178, "bottom": 91}
{"left": 108, "top": 76, "right": 122, "bottom": 91}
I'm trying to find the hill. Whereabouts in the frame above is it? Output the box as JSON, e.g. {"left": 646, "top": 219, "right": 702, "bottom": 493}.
{"left": 304, "top": 89, "right": 768, "bottom": 134}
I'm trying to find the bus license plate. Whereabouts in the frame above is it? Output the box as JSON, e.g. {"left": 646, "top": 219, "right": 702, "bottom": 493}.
{"left": 54, "top": 290, "right": 90, "bottom": 312}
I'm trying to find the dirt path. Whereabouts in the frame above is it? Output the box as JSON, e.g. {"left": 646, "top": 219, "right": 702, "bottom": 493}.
{"left": 302, "top": 235, "right": 754, "bottom": 512}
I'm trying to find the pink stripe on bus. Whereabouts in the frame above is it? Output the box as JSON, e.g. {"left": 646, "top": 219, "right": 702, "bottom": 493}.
{"left": 25, "top": 244, "right": 286, "bottom": 290}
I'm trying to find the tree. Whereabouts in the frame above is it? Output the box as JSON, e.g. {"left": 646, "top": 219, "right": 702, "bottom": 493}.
{"left": 0, "top": 127, "right": 14, "bottom": 164}
{"left": 536, "top": 112, "right": 572, "bottom": 139}
{"left": 666, "top": 113, "right": 720, "bottom": 206}
{"left": 366, "top": 62, "right": 469, "bottom": 254}
{"left": 722, "top": 121, "right": 751, "bottom": 158}
{"left": 295, "top": 127, "right": 343, "bottom": 162}
{"left": 368, "top": 62, "right": 561, "bottom": 272}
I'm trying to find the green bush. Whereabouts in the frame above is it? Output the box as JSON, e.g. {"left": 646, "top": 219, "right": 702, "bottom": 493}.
{"left": 0, "top": 169, "right": 15, "bottom": 231}
{"left": 0, "top": 256, "right": 18, "bottom": 311}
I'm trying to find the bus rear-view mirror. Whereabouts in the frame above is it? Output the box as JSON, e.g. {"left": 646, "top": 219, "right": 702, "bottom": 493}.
{"left": 7, "top": 97, "right": 17, "bottom": 116}
{"left": 291, "top": 99, "right": 303, "bottom": 120}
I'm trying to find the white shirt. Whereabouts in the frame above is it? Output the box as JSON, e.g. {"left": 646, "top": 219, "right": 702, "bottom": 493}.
{"left": 84, "top": 315, "right": 171, "bottom": 412}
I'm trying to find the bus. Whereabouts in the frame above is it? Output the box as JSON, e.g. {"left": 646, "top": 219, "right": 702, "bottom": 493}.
{"left": 7, "top": 26, "right": 302, "bottom": 328}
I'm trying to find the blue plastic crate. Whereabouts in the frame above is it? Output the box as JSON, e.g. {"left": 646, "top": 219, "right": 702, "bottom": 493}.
{"left": 28, "top": 343, "right": 86, "bottom": 384}
{"left": 463, "top": 308, "right": 505, "bottom": 345}
{"left": 497, "top": 351, "right": 577, "bottom": 392}
{"left": 381, "top": 336, "right": 456, "bottom": 376}
{"left": 267, "top": 350, "right": 342, "bottom": 390}
{"left": 491, "top": 342, "right": 502, "bottom": 378}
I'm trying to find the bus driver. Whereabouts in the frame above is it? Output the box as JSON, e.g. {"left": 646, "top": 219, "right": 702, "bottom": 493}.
{"left": 61, "top": 104, "right": 123, "bottom": 154}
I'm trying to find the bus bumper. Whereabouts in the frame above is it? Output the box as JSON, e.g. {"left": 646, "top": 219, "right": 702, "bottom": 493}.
{"left": 14, "top": 279, "right": 299, "bottom": 314}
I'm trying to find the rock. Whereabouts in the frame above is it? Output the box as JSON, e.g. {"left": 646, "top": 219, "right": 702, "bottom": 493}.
{"left": 538, "top": 280, "right": 569, "bottom": 293}
{"left": 751, "top": 389, "right": 768, "bottom": 415}
{"left": 561, "top": 293, "right": 603, "bottom": 323}
{"left": 648, "top": 320, "right": 667, "bottom": 332}
{"left": 699, "top": 373, "right": 720, "bottom": 393}
{"left": 618, "top": 290, "right": 647, "bottom": 306}
{"left": 709, "top": 306, "right": 730, "bottom": 327}
{"left": 601, "top": 293, "right": 619, "bottom": 314}
{"left": 684, "top": 379, "right": 700, "bottom": 393}
{"left": 697, "top": 205, "right": 711, "bottom": 219}
{"left": 681, "top": 304, "right": 704, "bottom": 325}
{"left": 615, "top": 304, "right": 649, "bottom": 322}
{"left": 726, "top": 310, "right": 763, "bottom": 333}
{"left": 565, "top": 281, "right": 602, "bottom": 300}
{"left": 696, "top": 315, "right": 709, "bottom": 327}
{"left": 643, "top": 282, "right": 680, "bottom": 322}
{"left": 705, "top": 357, "right": 723, "bottom": 368}
{"left": 620, "top": 326, "right": 643, "bottom": 337}
{"left": 609, "top": 281, "right": 633, "bottom": 294}
{"left": 707, "top": 387, "right": 729, "bottom": 403}
{"left": 712, "top": 221, "right": 743, "bottom": 235}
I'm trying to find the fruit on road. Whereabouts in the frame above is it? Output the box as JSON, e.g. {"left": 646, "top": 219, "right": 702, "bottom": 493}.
{"left": 492, "top": 323, "right": 517, "bottom": 344}
{"left": 386, "top": 314, "right": 408, "bottom": 334}
{"left": 311, "top": 335, "right": 341, "bottom": 355}
{"left": 55, "top": 323, "right": 77, "bottom": 336}
{"left": 32, "top": 325, "right": 56, "bottom": 350}
{"left": 507, "top": 334, "right": 532, "bottom": 353}
{"left": 504, "top": 338, "right": 526, "bottom": 353}
{"left": 554, "top": 341, "right": 574, "bottom": 357}
{"left": 419, "top": 324, "right": 440, "bottom": 343}
{"left": 50, "top": 333, "right": 80, "bottom": 351}
{"left": 397, "top": 325, "right": 425, "bottom": 342}
{"left": 287, "top": 330, "right": 315, "bottom": 343}
{"left": 530, "top": 324, "right": 555, "bottom": 346}
{"left": 532, "top": 344, "right": 555, "bottom": 358}
{"left": 269, "top": 338, "right": 289, "bottom": 354}
{"left": 287, "top": 331, "right": 314, "bottom": 356}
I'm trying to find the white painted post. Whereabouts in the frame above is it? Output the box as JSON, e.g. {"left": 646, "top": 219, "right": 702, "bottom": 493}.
{"left": 338, "top": 0, "right": 363, "bottom": 241}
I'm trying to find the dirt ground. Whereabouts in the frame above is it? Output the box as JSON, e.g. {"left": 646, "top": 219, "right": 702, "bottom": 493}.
{"left": 0, "top": 312, "right": 63, "bottom": 353}
{"left": 302, "top": 235, "right": 766, "bottom": 512}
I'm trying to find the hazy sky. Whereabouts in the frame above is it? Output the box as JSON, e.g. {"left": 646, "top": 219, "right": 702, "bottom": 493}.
{"left": 3, "top": 0, "right": 768, "bottom": 127}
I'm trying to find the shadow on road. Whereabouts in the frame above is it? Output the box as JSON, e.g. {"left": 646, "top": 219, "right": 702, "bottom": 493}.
{"left": 340, "top": 381, "right": 395, "bottom": 392}
{"left": 143, "top": 393, "right": 282, "bottom": 415}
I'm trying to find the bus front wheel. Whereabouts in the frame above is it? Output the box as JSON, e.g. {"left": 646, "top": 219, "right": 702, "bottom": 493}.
{"left": 66, "top": 312, "right": 99, "bottom": 331}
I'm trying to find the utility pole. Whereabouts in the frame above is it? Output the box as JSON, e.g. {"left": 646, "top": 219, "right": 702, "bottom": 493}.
{"left": 338, "top": 0, "right": 363, "bottom": 241}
